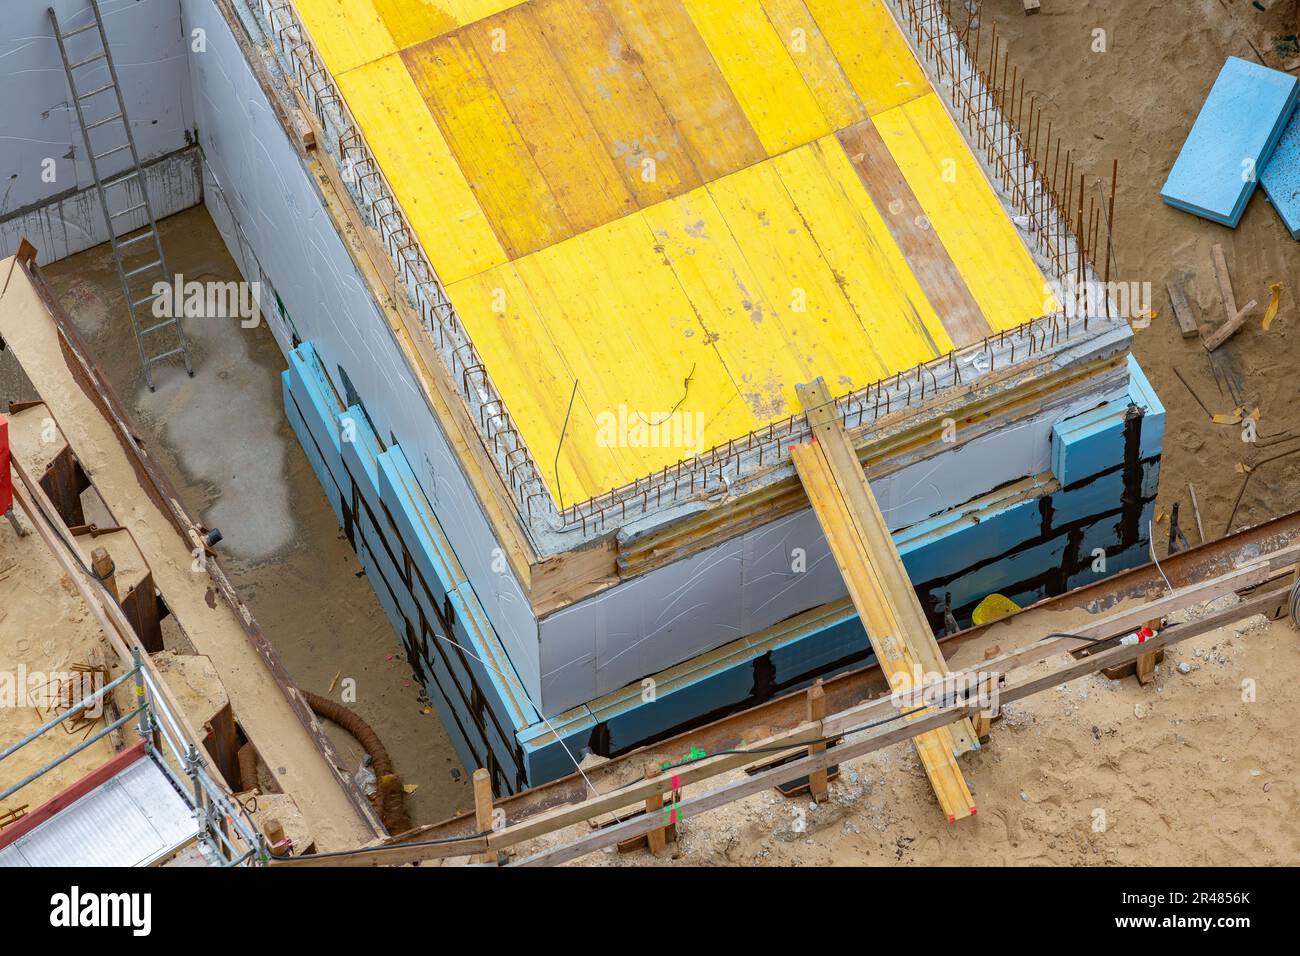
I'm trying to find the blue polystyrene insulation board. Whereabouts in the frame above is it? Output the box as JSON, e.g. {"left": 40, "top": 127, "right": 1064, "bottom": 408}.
{"left": 1262, "top": 104, "right": 1300, "bottom": 239}
{"left": 338, "top": 404, "right": 383, "bottom": 503}
{"left": 1161, "top": 57, "right": 1299, "bottom": 226}
{"left": 376, "top": 446, "right": 463, "bottom": 595}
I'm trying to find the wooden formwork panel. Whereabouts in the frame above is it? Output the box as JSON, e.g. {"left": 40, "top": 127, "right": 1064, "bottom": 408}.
{"left": 294, "top": 0, "right": 1054, "bottom": 504}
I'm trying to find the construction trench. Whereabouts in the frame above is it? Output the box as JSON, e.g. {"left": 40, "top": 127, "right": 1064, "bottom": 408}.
{"left": 0, "top": 0, "right": 1298, "bottom": 872}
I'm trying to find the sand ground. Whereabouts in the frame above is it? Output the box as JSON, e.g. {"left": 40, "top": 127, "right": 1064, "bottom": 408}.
{"left": 570, "top": 609, "right": 1298, "bottom": 867}
{"left": 0, "top": 207, "right": 472, "bottom": 826}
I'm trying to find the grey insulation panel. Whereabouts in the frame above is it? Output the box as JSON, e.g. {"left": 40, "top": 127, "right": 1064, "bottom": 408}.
{"left": 0, "top": 0, "right": 195, "bottom": 256}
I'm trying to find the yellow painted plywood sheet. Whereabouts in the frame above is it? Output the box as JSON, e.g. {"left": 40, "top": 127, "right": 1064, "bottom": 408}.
{"left": 873, "top": 93, "right": 1053, "bottom": 330}
{"left": 606, "top": 0, "right": 767, "bottom": 181}
{"left": 444, "top": 266, "right": 627, "bottom": 502}
{"left": 337, "top": 55, "right": 507, "bottom": 285}
{"left": 533, "top": 0, "right": 702, "bottom": 207}
{"left": 402, "top": 32, "right": 572, "bottom": 259}
{"left": 294, "top": 0, "right": 396, "bottom": 75}
{"left": 371, "top": 0, "right": 526, "bottom": 48}
{"left": 681, "top": 0, "right": 830, "bottom": 155}
{"left": 772, "top": 137, "right": 952, "bottom": 361}
{"left": 804, "top": 0, "right": 926, "bottom": 116}
{"left": 644, "top": 186, "right": 799, "bottom": 421}
{"left": 758, "top": 0, "right": 867, "bottom": 130}
{"left": 512, "top": 215, "right": 760, "bottom": 489}
{"left": 704, "top": 155, "right": 892, "bottom": 411}
{"left": 468, "top": 6, "right": 638, "bottom": 236}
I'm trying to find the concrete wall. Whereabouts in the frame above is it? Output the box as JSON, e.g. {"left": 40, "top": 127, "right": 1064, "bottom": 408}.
{"left": 0, "top": 0, "right": 199, "bottom": 260}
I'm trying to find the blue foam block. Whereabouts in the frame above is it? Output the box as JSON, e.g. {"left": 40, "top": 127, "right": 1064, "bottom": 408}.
{"left": 1161, "top": 57, "right": 1299, "bottom": 227}
{"left": 1262, "top": 105, "right": 1300, "bottom": 239}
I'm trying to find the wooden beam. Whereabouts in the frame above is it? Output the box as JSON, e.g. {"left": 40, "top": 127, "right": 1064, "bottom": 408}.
{"left": 791, "top": 381, "right": 975, "bottom": 823}
{"left": 644, "top": 765, "right": 667, "bottom": 856}
{"left": 1167, "top": 281, "right": 1199, "bottom": 339}
{"left": 806, "top": 680, "right": 829, "bottom": 803}
{"left": 797, "top": 378, "right": 979, "bottom": 754}
{"left": 1204, "top": 244, "right": 1256, "bottom": 351}
{"left": 472, "top": 769, "right": 495, "bottom": 865}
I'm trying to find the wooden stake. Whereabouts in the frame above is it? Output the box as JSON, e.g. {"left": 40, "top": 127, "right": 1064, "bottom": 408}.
{"left": 1135, "top": 617, "right": 1162, "bottom": 686}
{"left": 1204, "top": 244, "right": 1256, "bottom": 351}
{"left": 806, "top": 680, "right": 829, "bottom": 803}
{"left": 472, "top": 768, "right": 495, "bottom": 865}
{"left": 1187, "top": 482, "right": 1206, "bottom": 543}
{"left": 644, "top": 765, "right": 667, "bottom": 857}
{"left": 90, "top": 546, "right": 118, "bottom": 601}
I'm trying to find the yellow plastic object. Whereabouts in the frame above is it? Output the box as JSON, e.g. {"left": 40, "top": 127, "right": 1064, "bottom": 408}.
{"left": 971, "top": 593, "right": 1021, "bottom": 626}
{"left": 1262, "top": 282, "right": 1283, "bottom": 331}
{"left": 873, "top": 93, "right": 1056, "bottom": 329}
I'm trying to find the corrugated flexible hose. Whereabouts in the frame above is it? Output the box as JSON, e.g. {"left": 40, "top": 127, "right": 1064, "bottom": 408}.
{"left": 302, "top": 690, "right": 412, "bottom": 836}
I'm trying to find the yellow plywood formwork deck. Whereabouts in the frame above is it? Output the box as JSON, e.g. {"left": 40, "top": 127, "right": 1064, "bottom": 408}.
{"left": 293, "top": 0, "right": 1053, "bottom": 505}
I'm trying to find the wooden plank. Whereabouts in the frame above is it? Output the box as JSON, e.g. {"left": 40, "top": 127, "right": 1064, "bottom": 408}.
{"left": 838, "top": 120, "right": 990, "bottom": 347}
{"left": 791, "top": 437, "right": 975, "bottom": 821}
{"left": 469, "top": 6, "right": 637, "bottom": 236}
{"left": 533, "top": 0, "right": 702, "bottom": 206}
{"left": 704, "top": 156, "right": 892, "bottom": 407}
{"left": 796, "top": 378, "right": 979, "bottom": 756}
{"left": 336, "top": 54, "right": 507, "bottom": 285}
{"left": 510, "top": 213, "right": 759, "bottom": 492}
{"left": 370, "top": 0, "right": 527, "bottom": 48}
{"left": 1212, "top": 244, "right": 1239, "bottom": 320}
{"left": 1203, "top": 244, "right": 1257, "bottom": 351}
{"left": 402, "top": 32, "right": 572, "bottom": 259}
{"left": 1166, "top": 280, "right": 1199, "bottom": 339}
{"left": 802, "top": 0, "right": 928, "bottom": 116}
{"left": 472, "top": 768, "right": 495, "bottom": 864}
{"left": 643, "top": 765, "right": 667, "bottom": 856}
{"left": 806, "top": 679, "right": 829, "bottom": 801}
{"left": 293, "top": 0, "right": 397, "bottom": 75}
{"left": 681, "top": 0, "right": 830, "bottom": 154}
{"left": 773, "top": 137, "right": 952, "bottom": 362}
{"left": 605, "top": 0, "right": 767, "bottom": 181}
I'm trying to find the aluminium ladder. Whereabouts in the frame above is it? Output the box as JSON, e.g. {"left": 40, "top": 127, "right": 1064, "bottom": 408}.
{"left": 49, "top": 1, "right": 194, "bottom": 391}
